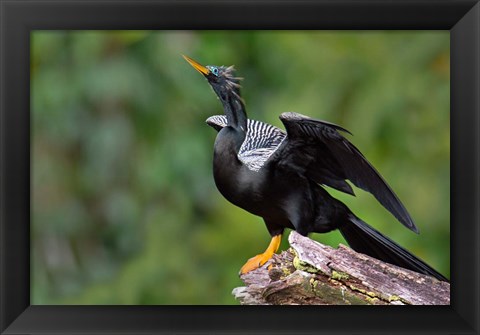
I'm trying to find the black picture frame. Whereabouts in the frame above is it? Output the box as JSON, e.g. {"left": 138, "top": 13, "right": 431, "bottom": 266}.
{"left": 1, "top": 0, "right": 479, "bottom": 334}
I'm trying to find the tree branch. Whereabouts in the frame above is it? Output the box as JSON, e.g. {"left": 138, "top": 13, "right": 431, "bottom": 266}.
{"left": 232, "top": 231, "right": 450, "bottom": 305}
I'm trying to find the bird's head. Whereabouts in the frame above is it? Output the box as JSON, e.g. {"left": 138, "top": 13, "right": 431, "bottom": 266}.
{"left": 183, "top": 55, "right": 242, "bottom": 101}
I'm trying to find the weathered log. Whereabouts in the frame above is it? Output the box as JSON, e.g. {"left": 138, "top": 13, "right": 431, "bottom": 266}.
{"left": 232, "top": 231, "right": 450, "bottom": 305}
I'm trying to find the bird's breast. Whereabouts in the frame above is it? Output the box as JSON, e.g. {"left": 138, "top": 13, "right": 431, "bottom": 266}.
{"left": 212, "top": 146, "right": 267, "bottom": 215}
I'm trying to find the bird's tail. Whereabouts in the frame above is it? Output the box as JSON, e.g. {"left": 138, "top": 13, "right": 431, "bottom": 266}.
{"left": 338, "top": 214, "right": 448, "bottom": 282}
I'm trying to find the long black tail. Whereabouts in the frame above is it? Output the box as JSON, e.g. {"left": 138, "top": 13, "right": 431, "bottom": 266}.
{"left": 339, "top": 214, "right": 448, "bottom": 282}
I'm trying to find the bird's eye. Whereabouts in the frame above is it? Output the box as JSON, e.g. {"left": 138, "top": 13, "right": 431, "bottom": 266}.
{"left": 208, "top": 66, "right": 219, "bottom": 76}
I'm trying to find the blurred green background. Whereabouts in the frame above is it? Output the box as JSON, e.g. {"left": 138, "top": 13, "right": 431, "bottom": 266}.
{"left": 31, "top": 31, "right": 450, "bottom": 305}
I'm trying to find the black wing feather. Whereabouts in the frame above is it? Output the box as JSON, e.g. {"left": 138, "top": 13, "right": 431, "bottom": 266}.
{"left": 278, "top": 112, "right": 418, "bottom": 233}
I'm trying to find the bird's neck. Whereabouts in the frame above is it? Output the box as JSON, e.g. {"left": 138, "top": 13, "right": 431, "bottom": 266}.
{"left": 223, "top": 93, "right": 247, "bottom": 134}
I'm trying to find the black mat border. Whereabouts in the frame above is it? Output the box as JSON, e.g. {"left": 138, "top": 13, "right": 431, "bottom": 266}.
{"left": 1, "top": 0, "right": 479, "bottom": 334}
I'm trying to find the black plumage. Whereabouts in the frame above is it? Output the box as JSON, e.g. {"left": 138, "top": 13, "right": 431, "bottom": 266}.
{"left": 184, "top": 55, "right": 447, "bottom": 281}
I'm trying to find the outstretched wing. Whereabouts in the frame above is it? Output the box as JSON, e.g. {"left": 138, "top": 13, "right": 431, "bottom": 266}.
{"left": 206, "top": 115, "right": 286, "bottom": 172}
{"left": 277, "top": 112, "right": 418, "bottom": 233}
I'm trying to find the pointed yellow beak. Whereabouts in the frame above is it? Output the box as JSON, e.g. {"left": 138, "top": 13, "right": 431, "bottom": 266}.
{"left": 183, "top": 55, "right": 210, "bottom": 76}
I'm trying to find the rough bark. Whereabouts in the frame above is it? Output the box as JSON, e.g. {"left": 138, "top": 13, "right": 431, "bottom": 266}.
{"left": 232, "top": 231, "right": 450, "bottom": 305}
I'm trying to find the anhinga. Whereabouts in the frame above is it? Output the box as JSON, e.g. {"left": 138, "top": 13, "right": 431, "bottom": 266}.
{"left": 183, "top": 55, "right": 447, "bottom": 282}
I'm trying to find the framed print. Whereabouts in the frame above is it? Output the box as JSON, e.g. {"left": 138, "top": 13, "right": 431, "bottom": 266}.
{"left": 1, "top": 0, "right": 479, "bottom": 334}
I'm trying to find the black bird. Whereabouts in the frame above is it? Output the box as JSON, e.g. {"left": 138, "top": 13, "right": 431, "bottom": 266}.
{"left": 183, "top": 55, "right": 447, "bottom": 281}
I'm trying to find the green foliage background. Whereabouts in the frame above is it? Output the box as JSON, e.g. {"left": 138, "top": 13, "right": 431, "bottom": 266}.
{"left": 31, "top": 31, "right": 450, "bottom": 304}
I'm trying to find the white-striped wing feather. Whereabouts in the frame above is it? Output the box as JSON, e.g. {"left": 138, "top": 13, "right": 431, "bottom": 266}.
{"left": 206, "top": 115, "right": 286, "bottom": 171}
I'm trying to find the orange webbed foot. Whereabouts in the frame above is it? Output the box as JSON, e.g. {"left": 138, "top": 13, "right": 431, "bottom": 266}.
{"left": 240, "top": 253, "right": 272, "bottom": 274}
{"left": 239, "top": 234, "right": 282, "bottom": 275}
